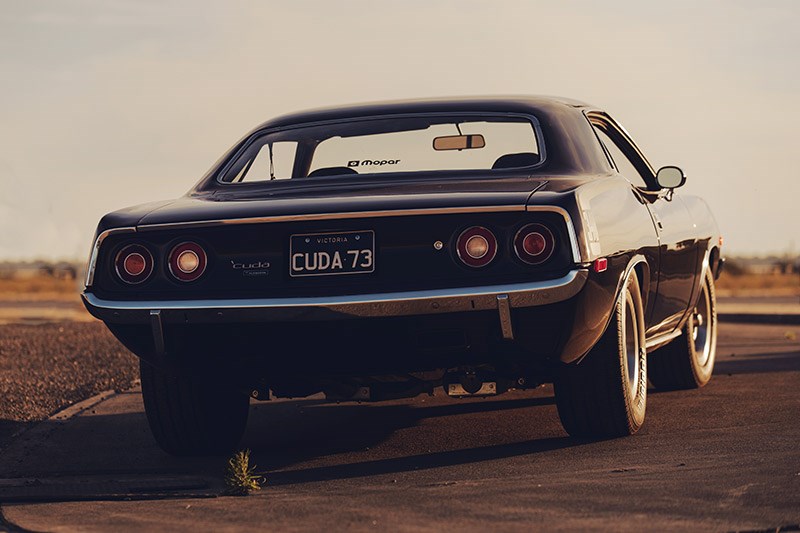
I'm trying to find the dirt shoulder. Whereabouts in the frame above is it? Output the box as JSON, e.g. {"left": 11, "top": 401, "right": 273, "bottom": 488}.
{"left": 715, "top": 271, "right": 799, "bottom": 297}
{"left": 0, "top": 276, "right": 82, "bottom": 302}
{"left": 0, "top": 321, "right": 138, "bottom": 449}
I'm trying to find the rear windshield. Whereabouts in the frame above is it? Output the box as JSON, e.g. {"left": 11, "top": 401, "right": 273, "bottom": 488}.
{"left": 218, "top": 114, "right": 542, "bottom": 183}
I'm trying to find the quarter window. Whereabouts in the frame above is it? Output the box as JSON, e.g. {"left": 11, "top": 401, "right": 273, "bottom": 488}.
{"left": 593, "top": 126, "right": 651, "bottom": 190}
{"left": 230, "top": 142, "right": 297, "bottom": 182}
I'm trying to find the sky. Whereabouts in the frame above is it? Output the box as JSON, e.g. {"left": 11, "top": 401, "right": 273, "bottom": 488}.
{"left": 1, "top": 0, "right": 798, "bottom": 260}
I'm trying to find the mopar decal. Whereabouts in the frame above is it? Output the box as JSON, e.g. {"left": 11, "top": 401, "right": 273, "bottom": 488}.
{"left": 347, "top": 159, "right": 400, "bottom": 167}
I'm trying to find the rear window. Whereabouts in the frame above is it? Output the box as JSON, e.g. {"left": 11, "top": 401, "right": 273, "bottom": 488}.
{"left": 219, "top": 114, "right": 542, "bottom": 183}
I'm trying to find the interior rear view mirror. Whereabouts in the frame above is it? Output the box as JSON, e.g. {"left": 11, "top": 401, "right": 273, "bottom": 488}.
{"left": 432, "top": 134, "right": 485, "bottom": 151}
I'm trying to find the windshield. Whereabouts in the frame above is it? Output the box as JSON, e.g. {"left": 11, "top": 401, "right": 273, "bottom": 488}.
{"left": 218, "top": 114, "right": 542, "bottom": 183}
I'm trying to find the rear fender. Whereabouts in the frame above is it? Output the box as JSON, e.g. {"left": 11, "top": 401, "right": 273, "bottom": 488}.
{"left": 559, "top": 254, "right": 648, "bottom": 364}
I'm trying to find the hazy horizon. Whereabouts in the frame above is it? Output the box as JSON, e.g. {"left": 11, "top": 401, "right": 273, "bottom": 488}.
{"left": 2, "top": 0, "right": 799, "bottom": 260}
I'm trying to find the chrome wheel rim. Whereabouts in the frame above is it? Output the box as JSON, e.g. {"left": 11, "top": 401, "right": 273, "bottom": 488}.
{"left": 692, "top": 282, "right": 712, "bottom": 367}
{"left": 624, "top": 292, "right": 640, "bottom": 392}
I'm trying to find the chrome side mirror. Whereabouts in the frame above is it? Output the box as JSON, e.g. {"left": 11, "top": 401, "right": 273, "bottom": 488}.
{"left": 656, "top": 166, "right": 686, "bottom": 189}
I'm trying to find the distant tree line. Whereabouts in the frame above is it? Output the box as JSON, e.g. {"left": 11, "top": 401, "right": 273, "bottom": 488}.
{"left": 0, "top": 261, "right": 81, "bottom": 280}
{"left": 724, "top": 257, "right": 799, "bottom": 276}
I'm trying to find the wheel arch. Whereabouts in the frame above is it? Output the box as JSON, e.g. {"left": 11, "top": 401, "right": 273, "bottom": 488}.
{"left": 615, "top": 254, "right": 649, "bottom": 312}
{"left": 709, "top": 245, "right": 721, "bottom": 279}
{"left": 559, "top": 253, "right": 650, "bottom": 364}
{"left": 632, "top": 259, "right": 650, "bottom": 313}
{"left": 682, "top": 243, "right": 719, "bottom": 329}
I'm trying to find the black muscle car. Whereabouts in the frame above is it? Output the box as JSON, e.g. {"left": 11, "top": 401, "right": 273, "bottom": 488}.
{"left": 83, "top": 96, "right": 723, "bottom": 455}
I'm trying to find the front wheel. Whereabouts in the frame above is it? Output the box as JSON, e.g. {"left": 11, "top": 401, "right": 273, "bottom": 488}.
{"left": 648, "top": 268, "right": 717, "bottom": 390}
{"left": 140, "top": 360, "right": 250, "bottom": 456}
{"left": 554, "top": 270, "right": 647, "bottom": 437}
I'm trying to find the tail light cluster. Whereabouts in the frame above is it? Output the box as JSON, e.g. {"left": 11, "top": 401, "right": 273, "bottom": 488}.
{"left": 114, "top": 241, "right": 207, "bottom": 285}
{"left": 513, "top": 223, "right": 555, "bottom": 265}
{"left": 112, "top": 224, "right": 554, "bottom": 284}
{"left": 114, "top": 244, "right": 154, "bottom": 284}
{"left": 168, "top": 242, "right": 207, "bottom": 282}
{"left": 455, "top": 224, "right": 556, "bottom": 268}
{"left": 456, "top": 226, "right": 497, "bottom": 268}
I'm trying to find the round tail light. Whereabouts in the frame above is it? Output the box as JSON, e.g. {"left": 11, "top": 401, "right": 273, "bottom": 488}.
{"left": 456, "top": 226, "right": 497, "bottom": 268}
{"left": 115, "top": 244, "right": 154, "bottom": 284}
{"left": 168, "top": 242, "right": 207, "bottom": 282}
{"left": 514, "top": 223, "right": 555, "bottom": 265}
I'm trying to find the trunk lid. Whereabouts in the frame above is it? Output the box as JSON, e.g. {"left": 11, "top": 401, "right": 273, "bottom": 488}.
{"left": 136, "top": 177, "right": 547, "bottom": 227}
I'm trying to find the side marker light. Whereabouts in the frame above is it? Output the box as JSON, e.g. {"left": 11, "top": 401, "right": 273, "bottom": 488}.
{"left": 593, "top": 257, "right": 608, "bottom": 273}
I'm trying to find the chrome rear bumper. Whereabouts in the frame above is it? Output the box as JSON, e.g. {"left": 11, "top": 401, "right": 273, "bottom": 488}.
{"left": 83, "top": 269, "right": 587, "bottom": 347}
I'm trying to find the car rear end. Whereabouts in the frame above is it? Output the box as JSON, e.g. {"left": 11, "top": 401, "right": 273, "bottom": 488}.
{"left": 83, "top": 106, "right": 597, "bottom": 398}
{"left": 84, "top": 204, "right": 586, "bottom": 382}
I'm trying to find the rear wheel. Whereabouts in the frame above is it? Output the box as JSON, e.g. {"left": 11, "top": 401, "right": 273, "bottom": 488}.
{"left": 140, "top": 360, "right": 250, "bottom": 456}
{"left": 648, "top": 268, "right": 717, "bottom": 390}
{"left": 555, "top": 270, "right": 647, "bottom": 437}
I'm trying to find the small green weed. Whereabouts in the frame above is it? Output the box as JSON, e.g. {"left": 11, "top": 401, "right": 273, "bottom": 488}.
{"left": 225, "top": 449, "right": 266, "bottom": 496}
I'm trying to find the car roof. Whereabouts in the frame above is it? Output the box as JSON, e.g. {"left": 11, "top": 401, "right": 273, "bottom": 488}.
{"left": 256, "top": 95, "right": 597, "bottom": 131}
{"left": 190, "top": 95, "right": 613, "bottom": 193}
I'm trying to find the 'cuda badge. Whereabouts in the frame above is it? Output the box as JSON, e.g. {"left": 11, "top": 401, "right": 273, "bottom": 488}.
{"left": 231, "top": 260, "right": 271, "bottom": 270}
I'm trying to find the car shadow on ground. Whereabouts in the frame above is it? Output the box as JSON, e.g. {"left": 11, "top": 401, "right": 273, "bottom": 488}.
{"left": 6, "top": 343, "right": 797, "bottom": 498}
{"left": 243, "top": 394, "right": 574, "bottom": 483}
{"left": 713, "top": 351, "right": 800, "bottom": 375}
{"left": 0, "top": 391, "right": 581, "bottom": 489}
{"left": 264, "top": 434, "right": 579, "bottom": 486}
{"left": 0, "top": 420, "right": 33, "bottom": 451}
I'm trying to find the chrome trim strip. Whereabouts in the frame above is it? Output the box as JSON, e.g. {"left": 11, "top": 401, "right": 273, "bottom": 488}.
{"left": 83, "top": 270, "right": 587, "bottom": 322}
{"left": 84, "top": 227, "right": 137, "bottom": 288}
{"left": 525, "top": 205, "right": 583, "bottom": 263}
{"left": 136, "top": 205, "right": 526, "bottom": 232}
{"left": 699, "top": 247, "right": 711, "bottom": 285}
{"left": 645, "top": 328, "right": 682, "bottom": 351}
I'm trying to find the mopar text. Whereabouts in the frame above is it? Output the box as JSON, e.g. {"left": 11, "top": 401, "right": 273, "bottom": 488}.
{"left": 347, "top": 159, "right": 400, "bottom": 167}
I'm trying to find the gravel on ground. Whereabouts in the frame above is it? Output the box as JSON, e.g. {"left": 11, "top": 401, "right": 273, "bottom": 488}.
{"left": 0, "top": 321, "right": 138, "bottom": 448}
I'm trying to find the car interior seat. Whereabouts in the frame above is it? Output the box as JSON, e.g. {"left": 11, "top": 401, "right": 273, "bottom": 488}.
{"left": 491, "top": 152, "right": 540, "bottom": 169}
{"left": 307, "top": 167, "right": 359, "bottom": 177}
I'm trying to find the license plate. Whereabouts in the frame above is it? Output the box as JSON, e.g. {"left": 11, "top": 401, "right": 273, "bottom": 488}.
{"left": 289, "top": 230, "right": 375, "bottom": 277}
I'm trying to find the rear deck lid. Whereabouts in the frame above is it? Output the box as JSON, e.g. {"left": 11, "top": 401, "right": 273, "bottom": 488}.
{"left": 136, "top": 178, "right": 547, "bottom": 227}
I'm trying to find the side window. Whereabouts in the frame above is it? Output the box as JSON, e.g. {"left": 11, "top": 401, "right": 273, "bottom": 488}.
{"left": 231, "top": 141, "right": 298, "bottom": 182}
{"left": 593, "top": 127, "right": 650, "bottom": 190}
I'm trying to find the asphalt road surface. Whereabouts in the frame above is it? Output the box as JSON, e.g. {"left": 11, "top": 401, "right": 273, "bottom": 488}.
{"left": 1, "top": 321, "right": 798, "bottom": 532}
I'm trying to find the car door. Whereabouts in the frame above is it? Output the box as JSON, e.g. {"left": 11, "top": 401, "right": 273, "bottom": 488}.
{"left": 588, "top": 113, "right": 699, "bottom": 337}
